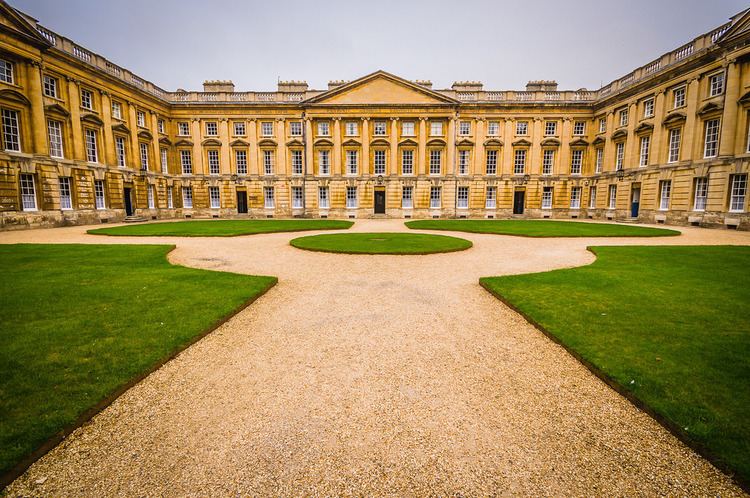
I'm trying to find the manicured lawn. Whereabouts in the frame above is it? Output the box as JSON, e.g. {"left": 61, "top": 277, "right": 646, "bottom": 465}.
{"left": 0, "top": 244, "right": 276, "bottom": 477}
{"left": 406, "top": 219, "right": 680, "bottom": 237}
{"left": 480, "top": 246, "right": 750, "bottom": 483}
{"left": 290, "top": 232, "right": 472, "bottom": 254}
{"left": 88, "top": 219, "right": 353, "bottom": 237}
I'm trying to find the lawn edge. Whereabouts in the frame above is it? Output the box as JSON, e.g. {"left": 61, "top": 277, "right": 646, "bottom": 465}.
{"left": 0, "top": 245, "right": 278, "bottom": 491}
{"left": 478, "top": 250, "right": 748, "bottom": 493}
{"left": 288, "top": 233, "right": 473, "bottom": 255}
{"left": 404, "top": 221, "right": 681, "bottom": 238}
{"left": 86, "top": 221, "right": 354, "bottom": 237}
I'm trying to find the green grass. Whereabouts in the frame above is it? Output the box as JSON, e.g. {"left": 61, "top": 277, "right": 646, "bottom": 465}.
{"left": 0, "top": 244, "right": 276, "bottom": 477}
{"left": 87, "top": 219, "right": 354, "bottom": 237}
{"left": 480, "top": 246, "right": 750, "bottom": 483}
{"left": 290, "top": 232, "right": 472, "bottom": 254}
{"left": 406, "top": 219, "right": 680, "bottom": 237}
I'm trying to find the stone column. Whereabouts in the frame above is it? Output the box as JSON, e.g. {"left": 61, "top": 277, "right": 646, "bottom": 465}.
{"left": 304, "top": 117, "right": 314, "bottom": 175}
{"left": 389, "top": 117, "right": 399, "bottom": 176}
{"left": 651, "top": 90, "right": 666, "bottom": 164}
{"left": 333, "top": 117, "right": 342, "bottom": 176}
{"left": 559, "top": 118, "right": 571, "bottom": 175}
{"left": 446, "top": 116, "right": 456, "bottom": 175}
{"left": 128, "top": 102, "right": 140, "bottom": 169}
{"left": 248, "top": 118, "right": 258, "bottom": 175}
{"left": 530, "top": 117, "right": 542, "bottom": 175}
{"left": 475, "top": 118, "right": 486, "bottom": 176}
{"left": 684, "top": 77, "right": 700, "bottom": 160}
{"left": 624, "top": 102, "right": 638, "bottom": 168}
{"left": 191, "top": 118, "right": 204, "bottom": 174}
{"left": 219, "top": 118, "right": 230, "bottom": 174}
{"left": 276, "top": 118, "right": 286, "bottom": 176}
{"left": 603, "top": 111, "right": 614, "bottom": 172}
{"left": 418, "top": 117, "right": 427, "bottom": 175}
{"left": 502, "top": 118, "right": 513, "bottom": 175}
{"left": 719, "top": 60, "right": 740, "bottom": 157}
{"left": 149, "top": 111, "right": 161, "bottom": 172}
{"left": 26, "top": 61, "right": 47, "bottom": 155}
{"left": 66, "top": 77, "right": 85, "bottom": 161}
{"left": 100, "top": 91, "right": 116, "bottom": 166}
{"left": 361, "top": 117, "right": 370, "bottom": 176}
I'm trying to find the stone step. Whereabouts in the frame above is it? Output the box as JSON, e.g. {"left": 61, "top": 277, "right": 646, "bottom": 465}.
{"left": 124, "top": 216, "right": 148, "bottom": 223}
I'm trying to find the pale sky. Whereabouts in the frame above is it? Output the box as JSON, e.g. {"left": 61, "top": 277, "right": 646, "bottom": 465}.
{"left": 12, "top": 0, "right": 749, "bottom": 92}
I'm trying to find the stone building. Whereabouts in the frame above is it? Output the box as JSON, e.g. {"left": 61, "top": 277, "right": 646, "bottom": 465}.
{"left": 0, "top": 1, "right": 749, "bottom": 229}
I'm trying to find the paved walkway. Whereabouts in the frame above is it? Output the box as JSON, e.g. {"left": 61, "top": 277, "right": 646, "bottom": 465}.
{"left": 2, "top": 220, "right": 749, "bottom": 496}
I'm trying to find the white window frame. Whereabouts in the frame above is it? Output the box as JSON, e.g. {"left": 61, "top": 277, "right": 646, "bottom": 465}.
{"left": 429, "top": 149, "right": 441, "bottom": 175}
{"left": 80, "top": 88, "right": 93, "bottom": 110}
{"left": 570, "top": 149, "right": 583, "bottom": 175}
{"left": 573, "top": 121, "right": 586, "bottom": 136}
{"left": 94, "top": 179, "right": 106, "bottom": 210}
{"left": 456, "top": 186, "right": 469, "bottom": 209}
{"left": 84, "top": 128, "right": 98, "bottom": 163}
{"left": 291, "top": 186, "right": 304, "bottom": 209}
{"left": 401, "top": 121, "right": 415, "bottom": 136}
{"left": 570, "top": 186, "right": 581, "bottom": 209}
{"left": 261, "top": 121, "right": 274, "bottom": 136}
{"left": 543, "top": 149, "right": 554, "bottom": 175}
{"left": 673, "top": 86, "right": 686, "bottom": 109}
{"left": 263, "top": 149, "right": 274, "bottom": 175}
{"left": 20, "top": 173, "right": 36, "bottom": 211}
{"left": 429, "top": 186, "right": 441, "bottom": 209}
{"left": 513, "top": 149, "right": 526, "bottom": 175}
{"left": 402, "top": 186, "right": 413, "bottom": 209}
{"left": 402, "top": 149, "right": 414, "bottom": 175}
{"left": 615, "top": 142, "right": 624, "bottom": 171}
{"left": 345, "top": 121, "right": 358, "bottom": 136}
{"left": 729, "top": 174, "right": 747, "bottom": 212}
{"left": 544, "top": 121, "right": 557, "bottom": 136}
{"left": 608, "top": 185, "right": 617, "bottom": 210}
{"left": 318, "top": 150, "right": 330, "bottom": 176}
{"left": 167, "top": 188, "right": 173, "bottom": 208}
{"left": 59, "top": 176, "right": 72, "bottom": 210}
{"left": 542, "top": 187, "right": 553, "bottom": 209}
{"left": 487, "top": 121, "right": 499, "bottom": 136}
{"left": 115, "top": 136, "right": 126, "bottom": 167}
{"left": 209, "top": 186, "right": 220, "bottom": 209}
{"left": 430, "top": 121, "right": 443, "bottom": 136}
{"left": 374, "top": 149, "right": 386, "bottom": 175}
{"left": 235, "top": 149, "right": 247, "bottom": 175}
{"left": 598, "top": 117, "right": 606, "bottom": 133}
{"left": 289, "top": 121, "right": 302, "bottom": 136}
{"left": 668, "top": 128, "right": 681, "bottom": 163}
{"left": 639, "top": 135, "right": 650, "bottom": 167}
{"left": 693, "top": 177, "right": 708, "bottom": 211}
{"left": 318, "top": 186, "right": 329, "bottom": 209}
{"left": 515, "top": 121, "right": 528, "bottom": 135}
{"left": 659, "top": 180, "right": 671, "bottom": 210}
{"left": 205, "top": 121, "right": 218, "bottom": 136}
{"left": 709, "top": 72, "right": 724, "bottom": 97}
{"left": 703, "top": 119, "right": 720, "bottom": 158}
{"left": 485, "top": 186, "right": 497, "bottom": 209}
{"left": 180, "top": 150, "right": 192, "bottom": 174}
{"left": 264, "top": 186, "right": 275, "bottom": 209}
{"left": 346, "top": 186, "right": 357, "bottom": 209}
{"left": 589, "top": 186, "right": 597, "bottom": 208}
{"left": 619, "top": 108, "right": 628, "bottom": 127}
{"left": 459, "top": 121, "right": 471, "bottom": 136}
{"left": 147, "top": 184, "right": 155, "bottom": 209}
{"left": 643, "top": 98, "right": 654, "bottom": 118}
{"left": 47, "top": 119, "right": 64, "bottom": 158}
{"left": 182, "top": 186, "right": 193, "bottom": 208}
{"left": 374, "top": 121, "right": 387, "bottom": 136}
{"left": 43, "top": 75, "right": 58, "bottom": 98}
{"left": 136, "top": 111, "right": 146, "bottom": 128}
{"left": 160, "top": 147, "right": 168, "bottom": 174}
{"left": 177, "top": 122, "right": 190, "bottom": 136}
{"left": 485, "top": 149, "right": 497, "bottom": 175}
{"left": 0, "top": 59, "right": 13, "bottom": 84}
{"left": 2, "top": 108, "right": 20, "bottom": 152}
{"left": 291, "top": 149, "right": 303, "bottom": 175}
{"left": 458, "top": 149, "right": 470, "bottom": 175}
{"left": 111, "top": 101, "right": 122, "bottom": 120}
{"left": 139, "top": 142, "right": 149, "bottom": 170}
{"left": 346, "top": 150, "right": 358, "bottom": 175}
{"left": 157, "top": 119, "right": 165, "bottom": 134}
{"left": 233, "top": 121, "right": 246, "bottom": 136}
{"left": 317, "top": 121, "right": 330, "bottom": 136}
{"left": 207, "top": 149, "right": 220, "bottom": 175}
{"left": 595, "top": 148, "right": 603, "bottom": 174}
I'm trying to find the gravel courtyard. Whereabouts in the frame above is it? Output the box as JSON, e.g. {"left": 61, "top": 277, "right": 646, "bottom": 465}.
{"left": 2, "top": 220, "right": 749, "bottom": 496}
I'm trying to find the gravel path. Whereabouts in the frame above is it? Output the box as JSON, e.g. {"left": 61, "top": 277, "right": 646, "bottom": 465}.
{"left": 2, "top": 220, "right": 749, "bottom": 496}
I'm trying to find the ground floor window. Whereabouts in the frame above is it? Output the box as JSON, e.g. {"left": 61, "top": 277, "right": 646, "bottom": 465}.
{"left": 430, "top": 186, "right": 441, "bottom": 209}
{"left": 608, "top": 185, "right": 617, "bottom": 209}
{"left": 589, "top": 186, "right": 597, "bottom": 208}
{"left": 264, "top": 186, "right": 274, "bottom": 209}
{"left": 292, "top": 186, "right": 303, "bottom": 208}
{"left": 486, "top": 186, "right": 496, "bottom": 209}
{"left": 693, "top": 177, "right": 708, "bottom": 211}
{"left": 148, "top": 184, "right": 156, "bottom": 209}
{"left": 659, "top": 180, "right": 671, "bottom": 211}
{"left": 94, "top": 180, "right": 106, "bottom": 210}
{"left": 318, "top": 186, "right": 329, "bottom": 209}
{"left": 183, "top": 186, "right": 193, "bottom": 208}
{"left": 209, "top": 186, "right": 220, "bottom": 208}
{"left": 20, "top": 173, "right": 36, "bottom": 211}
{"left": 167, "top": 188, "right": 173, "bottom": 208}
{"left": 457, "top": 186, "right": 469, "bottom": 208}
{"left": 346, "top": 186, "right": 357, "bottom": 208}
{"left": 542, "top": 186, "right": 553, "bottom": 209}
{"left": 402, "top": 186, "right": 413, "bottom": 208}
{"left": 59, "top": 176, "right": 72, "bottom": 210}
{"left": 570, "top": 186, "right": 581, "bottom": 209}
{"left": 729, "top": 174, "right": 747, "bottom": 212}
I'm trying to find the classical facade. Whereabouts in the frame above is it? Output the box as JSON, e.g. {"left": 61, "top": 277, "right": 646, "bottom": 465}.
{"left": 1, "top": 2, "right": 750, "bottom": 229}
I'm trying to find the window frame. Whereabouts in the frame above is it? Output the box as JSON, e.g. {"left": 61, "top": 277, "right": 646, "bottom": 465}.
{"left": 47, "top": 119, "right": 64, "bottom": 158}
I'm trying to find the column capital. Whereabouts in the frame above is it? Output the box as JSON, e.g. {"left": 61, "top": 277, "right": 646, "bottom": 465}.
{"left": 275, "top": 117, "right": 285, "bottom": 122}
{"left": 332, "top": 117, "right": 342, "bottom": 122}
{"left": 248, "top": 117, "right": 257, "bottom": 122}
{"left": 219, "top": 117, "right": 228, "bottom": 122}
{"left": 533, "top": 117, "right": 543, "bottom": 122}
{"left": 390, "top": 117, "right": 399, "bottom": 122}
{"left": 419, "top": 116, "right": 429, "bottom": 121}
{"left": 361, "top": 116, "right": 370, "bottom": 122}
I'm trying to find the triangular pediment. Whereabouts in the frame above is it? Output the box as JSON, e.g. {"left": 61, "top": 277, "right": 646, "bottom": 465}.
{"left": 0, "top": 3, "right": 52, "bottom": 48}
{"left": 304, "top": 71, "right": 458, "bottom": 106}
{"left": 714, "top": 9, "right": 750, "bottom": 44}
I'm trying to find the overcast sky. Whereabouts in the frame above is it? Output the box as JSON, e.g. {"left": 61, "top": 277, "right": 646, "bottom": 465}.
{"left": 13, "top": 0, "right": 749, "bottom": 92}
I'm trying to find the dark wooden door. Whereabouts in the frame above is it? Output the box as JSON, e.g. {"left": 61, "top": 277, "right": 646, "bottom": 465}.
{"left": 124, "top": 187, "right": 134, "bottom": 216}
{"left": 374, "top": 190, "right": 386, "bottom": 214}
{"left": 513, "top": 190, "right": 525, "bottom": 214}
{"left": 237, "top": 191, "right": 248, "bottom": 213}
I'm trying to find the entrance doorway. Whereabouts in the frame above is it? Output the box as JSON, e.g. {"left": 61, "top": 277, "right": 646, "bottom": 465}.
{"left": 631, "top": 185, "right": 641, "bottom": 218}
{"left": 374, "top": 190, "right": 386, "bottom": 214}
{"left": 123, "top": 187, "right": 134, "bottom": 216}
{"left": 513, "top": 190, "right": 525, "bottom": 215}
{"left": 237, "top": 191, "right": 248, "bottom": 214}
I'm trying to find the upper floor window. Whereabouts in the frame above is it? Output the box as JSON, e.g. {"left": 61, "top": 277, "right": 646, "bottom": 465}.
{"left": 544, "top": 121, "right": 557, "bottom": 136}
{"left": 1, "top": 108, "right": 20, "bottom": 152}
{"left": 346, "top": 149, "right": 357, "bottom": 175}
{"left": 709, "top": 72, "right": 725, "bottom": 97}
{"left": 157, "top": 119, "right": 165, "bottom": 134}
{"left": 459, "top": 121, "right": 471, "bottom": 135}
{"left": 639, "top": 135, "right": 650, "bottom": 166}
{"left": 115, "top": 136, "right": 126, "bottom": 167}
{"left": 177, "top": 121, "right": 190, "bottom": 136}
{"left": 111, "top": 101, "right": 122, "bottom": 120}
{"left": 673, "top": 86, "right": 686, "bottom": 108}
{"left": 515, "top": 121, "right": 528, "bottom": 135}
{"left": 374, "top": 121, "right": 387, "bottom": 136}
{"left": 345, "top": 121, "right": 358, "bottom": 136}
{"left": 514, "top": 149, "right": 526, "bottom": 174}
{"left": 290, "top": 121, "right": 303, "bottom": 136}
{"left": 235, "top": 149, "right": 247, "bottom": 175}
{"left": 233, "top": 121, "right": 246, "bottom": 135}
{"left": 374, "top": 149, "right": 386, "bottom": 175}
{"left": 205, "top": 121, "right": 218, "bottom": 136}
{"left": 139, "top": 142, "right": 149, "bottom": 170}
{"left": 573, "top": 121, "right": 586, "bottom": 135}
{"left": 615, "top": 142, "right": 624, "bottom": 170}
{"left": 0, "top": 59, "right": 13, "bottom": 84}
{"left": 43, "top": 75, "right": 58, "bottom": 98}
{"left": 136, "top": 111, "right": 146, "bottom": 127}
{"left": 598, "top": 117, "right": 606, "bottom": 133}
{"left": 485, "top": 149, "right": 497, "bottom": 175}
{"left": 261, "top": 121, "right": 274, "bottom": 136}
{"left": 430, "top": 121, "right": 443, "bottom": 136}
{"left": 80, "top": 88, "right": 93, "bottom": 110}
{"left": 543, "top": 149, "right": 555, "bottom": 175}
{"left": 570, "top": 149, "right": 583, "bottom": 175}
{"left": 402, "top": 121, "right": 415, "bottom": 136}
{"left": 207, "top": 149, "right": 219, "bottom": 175}
{"left": 487, "top": 121, "right": 499, "bottom": 136}
{"left": 703, "top": 119, "right": 720, "bottom": 158}
{"left": 84, "top": 128, "right": 98, "bottom": 163}
{"left": 429, "top": 149, "right": 441, "bottom": 175}
{"left": 402, "top": 149, "right": 414, "bottom": 175}
{"left": 291, "top": 149, "right": 303, "bottom": 175}
{"left": 458, "top": 149, "right": 469, "bottom": 175}
{"left": 618, "top": 108, "right": 628, "bottom": 127}
{"left": 319, "top": 150, "right": 330, "bottom": 175}
{"left": 668, "top": 128, "right": 681, "bottom": 163}
{"left": 643, "top": 98, "right": 654, "bottom": 118}
{"left": 180, "top": 149, "right": 192, "bottom": 174}
{"left": 47, "top": 119, "right": 64, "bottom": 158}
{"left": 595, "top": 148, "right": 603, "bottom": 173}
{"left": 317, "top": 121, "right": 329, "bottom": 136}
